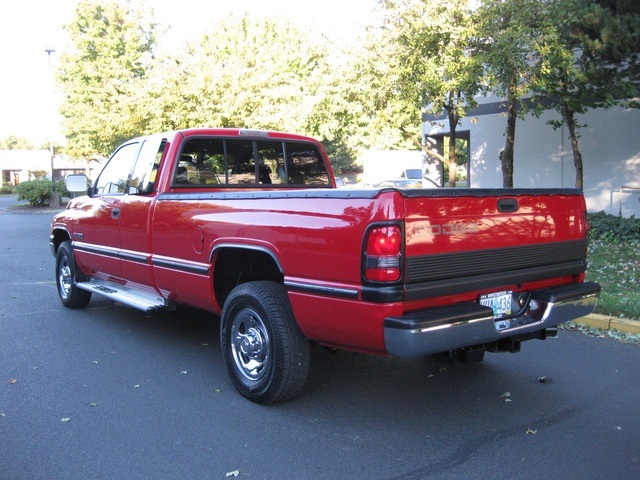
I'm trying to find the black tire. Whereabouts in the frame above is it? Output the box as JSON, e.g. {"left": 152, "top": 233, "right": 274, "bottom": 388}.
{"left": 220, "top": 281, "right": 310, "bottom": 404}
{"left": 56, "top": 241, "right": 92, "bottom": 308}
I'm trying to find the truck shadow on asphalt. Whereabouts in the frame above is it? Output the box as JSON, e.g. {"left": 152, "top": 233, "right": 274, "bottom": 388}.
{"left": 79, "top": 295, "right": 571, "bottom": 414}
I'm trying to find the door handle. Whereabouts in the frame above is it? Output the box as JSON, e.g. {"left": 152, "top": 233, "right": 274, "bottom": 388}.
{"left": 111, "top": 207, "right": 121, "bottom": 219}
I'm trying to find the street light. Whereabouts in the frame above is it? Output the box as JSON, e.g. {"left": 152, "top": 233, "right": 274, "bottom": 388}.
{"left": 45, "top": 48, "right": 58, "bottom": 207}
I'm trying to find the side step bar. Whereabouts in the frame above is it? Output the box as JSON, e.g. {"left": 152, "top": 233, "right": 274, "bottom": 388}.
{"left": 76, "top": 278, "right": 168, "bottom": 312}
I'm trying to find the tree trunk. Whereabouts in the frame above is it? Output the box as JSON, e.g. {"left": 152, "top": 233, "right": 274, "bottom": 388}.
{"left": 446, "top": 92, "right": 459, "bottom": 188}
{"left": 502, "top": 93, "right": 517, "bottom": 189}
{"left": 562, "top": 104, "right": 584, "bottom": 190}
{"left": 447, "top": 132, "right": 458, "bottom": 188}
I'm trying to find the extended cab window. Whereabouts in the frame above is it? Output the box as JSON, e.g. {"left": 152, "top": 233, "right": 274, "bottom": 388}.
{"left": 285, "top": 141, "right": 329, "bottom": 186}
{"left": 172, "top": 137, "right": 329, "bottom": 187}
{"left": 94, "top": 142, "right": 140, "bottom": 195}
{"left": 174, "top": 138, "right": 226, "bottom": 186}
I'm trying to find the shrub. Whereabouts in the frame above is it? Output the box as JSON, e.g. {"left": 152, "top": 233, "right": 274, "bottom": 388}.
{"left": 588, "top": 211, "right": 640, "bottom": 243}
{"left": 54, "top": 179, "right": 70, "bottom": 199}
{"left": 1, "top": 183, "right": 15, "bottom": 194}
{"left": 16, "top": 179, "right": 53, "bottom": 206}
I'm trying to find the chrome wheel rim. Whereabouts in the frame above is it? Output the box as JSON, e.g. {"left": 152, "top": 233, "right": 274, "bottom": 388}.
{"left": 58, "top": 257, "right": 72, "bottom": 299}
{"left": 230, "top": 307, "right": 270, "bottom": 382}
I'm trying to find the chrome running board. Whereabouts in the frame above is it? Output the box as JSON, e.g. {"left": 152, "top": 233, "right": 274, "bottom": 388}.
{"left": 76, "top": 278, "right": 168, "bottom": 312}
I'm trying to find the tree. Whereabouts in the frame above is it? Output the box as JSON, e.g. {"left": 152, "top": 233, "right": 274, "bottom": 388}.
{"left": 532, "top": 0, "right": 640, "bottom": 188}
{"left": 147, "top": 14, "right": 330, "bottom": 136}
{"left": 476, "top": 0, "right": 550, "bottom": 188}
{"left": 57, "top": 0, "right": 159, "bottom": 159}
{"left": 306, "top": 35, "right": 414, "bottom": 172}
{"left": 0, "top": 136, "right": 34, "bottom": 150}
{"left": 357, "top": 0, "right": 483, "bottom": 187}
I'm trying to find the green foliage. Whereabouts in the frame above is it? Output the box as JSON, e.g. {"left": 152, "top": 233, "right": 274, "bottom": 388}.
{"left": 475, "top": 0, "right": 551, "bottom": 188}
{"left": 586, "top": 212, "right": 640, "bottom": 320}
{"left": 588, "top": 211, "right": 640, "bottom": 242}
{"left": 57, "top": 0, "right": 159, "bottom": 159}
{"left": 54, "top": 180, "right": 70, "bottom": 199}
{"left": 359, "top": 0, "right": 482, "bottom": 186}
{"left": 0, "top": 136, "right": 33, "bottom": 150}
{"left": 16, "top": 180, "right": 53, "bottom": 206}
{"left": 529, "top": 0, "right": 640, "bottom": 188}
{"left": 147, "top": 14, "right": 330, "bottom": 136}
{"left": 587, "top": 239, "right": 640, "bottom": 320}
{"left": 1, "top": 183, "right": 16, "bottom": 194}
{"left": 52, "top": 0, "right": 640, "bottom": 180}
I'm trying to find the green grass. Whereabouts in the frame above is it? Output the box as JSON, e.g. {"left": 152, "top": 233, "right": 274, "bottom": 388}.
{"left": 586, "top": 239, "right": 640, "bottom": 320}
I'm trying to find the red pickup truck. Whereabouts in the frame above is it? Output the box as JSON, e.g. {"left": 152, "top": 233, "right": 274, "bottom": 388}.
{"left": 51, "top": 128, "right": 600, "bottom": 403}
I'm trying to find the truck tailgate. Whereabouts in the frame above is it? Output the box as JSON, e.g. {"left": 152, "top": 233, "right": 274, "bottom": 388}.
{"left": 401, "top": 189, "right": 588, "bottom": 301}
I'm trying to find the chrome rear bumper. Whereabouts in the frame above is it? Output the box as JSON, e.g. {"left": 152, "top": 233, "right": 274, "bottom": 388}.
{"left": 383, "top": 282, "right": 601, "bottom": 357}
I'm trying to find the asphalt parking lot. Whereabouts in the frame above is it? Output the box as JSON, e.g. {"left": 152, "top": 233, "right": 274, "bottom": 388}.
{"left": 1, "top": 200, "right": 639, "bottom": 479}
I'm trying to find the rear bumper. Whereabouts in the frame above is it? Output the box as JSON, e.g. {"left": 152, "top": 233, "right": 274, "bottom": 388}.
{"left": 383, "top": 282, "right": 601, "bottom": 357}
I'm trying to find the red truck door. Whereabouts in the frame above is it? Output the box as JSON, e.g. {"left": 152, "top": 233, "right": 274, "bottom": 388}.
{"left": 73, "top": 141, "right": 142, "bottom": 281}
{"left": 118, "top": 137, "right": 166, "bottom": 290}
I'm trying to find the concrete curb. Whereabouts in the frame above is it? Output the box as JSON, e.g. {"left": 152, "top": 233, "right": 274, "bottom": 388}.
{"left": 575, "top": 313, "right": 640, "bottom": 335}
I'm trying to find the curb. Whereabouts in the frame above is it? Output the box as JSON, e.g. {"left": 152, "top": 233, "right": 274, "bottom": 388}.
{"left": 575, "top": 313, "right": 640, "bottom": 335}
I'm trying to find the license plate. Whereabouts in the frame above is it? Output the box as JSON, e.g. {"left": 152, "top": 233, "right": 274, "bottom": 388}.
{"left": 479, "top": 290, "right": 512, "bottom": 324}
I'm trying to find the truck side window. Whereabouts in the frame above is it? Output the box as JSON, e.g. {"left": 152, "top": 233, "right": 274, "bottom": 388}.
{"left": 285, "top": 141, "right": 329, "bottom": 186}
{"left": 173, "top": 138, "right": 226, "bottom": 186}
{"left": 94, "top": 142, "right": 140, "bottom": 195}
{"left": 129, "top": 138, "right": 166, "bottom": 194}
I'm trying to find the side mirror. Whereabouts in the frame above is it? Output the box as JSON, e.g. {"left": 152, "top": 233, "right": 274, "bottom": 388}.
{"left": 65, "top": 174, "right": 88, "bottom": 193}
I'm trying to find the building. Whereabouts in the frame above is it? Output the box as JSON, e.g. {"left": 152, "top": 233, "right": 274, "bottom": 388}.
{"left": 0, "top": 150, "right": 92, "bottom": 185}
{"left": 423, "top": 96, "right": 640, "bottom": 217}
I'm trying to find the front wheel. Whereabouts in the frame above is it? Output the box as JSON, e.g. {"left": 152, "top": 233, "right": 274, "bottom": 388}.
{"left": 220, "top": 281, "right": 310, "bottom": 404}
{"left": 56, "top": 241, "right": 92, "bottom": 308}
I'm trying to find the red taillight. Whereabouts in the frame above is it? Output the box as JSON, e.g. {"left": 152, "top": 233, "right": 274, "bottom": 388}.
{"left": 364, "top": 225, "right": 402, "bottom": 282}
{"left": 366, "top": 226, "right": 401, "bottom": 256}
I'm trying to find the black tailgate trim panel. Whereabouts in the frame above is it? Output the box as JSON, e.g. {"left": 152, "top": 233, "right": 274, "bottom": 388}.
{"left": 405, "top": 240, "right": 587, "bottom": 300}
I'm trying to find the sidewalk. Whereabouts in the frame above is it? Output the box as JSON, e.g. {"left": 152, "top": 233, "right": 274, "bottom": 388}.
{"left": 0, "top": 194, "right": 65, "bottom": 214}
{"left": 575, "top": 313, "right": 640, "bottom": 335}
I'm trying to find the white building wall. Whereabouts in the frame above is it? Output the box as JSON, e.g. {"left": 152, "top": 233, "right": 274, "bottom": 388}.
{"left": 0, "top": 150, "right": 95, "bottom": 184}
{"left": 425, "top": 99, "right": 640, "bottom": 217}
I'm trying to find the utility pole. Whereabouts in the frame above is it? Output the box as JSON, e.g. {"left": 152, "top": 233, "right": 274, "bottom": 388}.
{"left": 45, "top": 48, "right": 59, "bottom": 207}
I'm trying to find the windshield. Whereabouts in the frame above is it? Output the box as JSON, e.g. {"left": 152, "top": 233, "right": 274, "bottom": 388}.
{"left": 404, "top": 169, "right": 422, "bottom": 179}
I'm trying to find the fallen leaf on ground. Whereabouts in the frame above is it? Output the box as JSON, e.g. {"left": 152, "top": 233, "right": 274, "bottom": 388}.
{"left": 61, "top": 418, "right": 71, "bottom": 423}
{"left": 526, "top": 428, "right": 537, "bottom": 435}
{"left": 226, "top": 470, "right": 240, "bottom": 477}
{"left": 9, "top": 379, "right": 17, "bottom": 384}
{"left": 537, "top": 376, "right": 553, "bottom": 384}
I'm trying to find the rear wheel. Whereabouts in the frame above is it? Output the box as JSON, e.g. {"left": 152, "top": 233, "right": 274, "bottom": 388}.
{"left": 56, "top": 241, "right": 91, "bottom": 308}
{"left": 220, "top": 281, "right": 310, "bottom": 404}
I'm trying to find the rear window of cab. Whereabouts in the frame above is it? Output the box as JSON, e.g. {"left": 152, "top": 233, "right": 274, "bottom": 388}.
{"left": 172, "top": 137, "right": 330, "bottom": 188}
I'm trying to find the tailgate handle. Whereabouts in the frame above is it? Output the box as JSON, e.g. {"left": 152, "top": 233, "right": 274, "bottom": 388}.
{"left": 497, "top": 198, "right": 519, "bottom": 213}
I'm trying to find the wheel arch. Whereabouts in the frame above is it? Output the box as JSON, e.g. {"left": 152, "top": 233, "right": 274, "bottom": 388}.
{"left": 211, "top": 244, "right": 285, "bottom": 308}
{"left": 50, "top": 227, "right": 71, "bottom": 256}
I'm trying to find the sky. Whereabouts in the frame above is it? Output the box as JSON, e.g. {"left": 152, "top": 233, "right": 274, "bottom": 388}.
{"left": 0, "top": 0, "right": 378, "bottom": 146}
